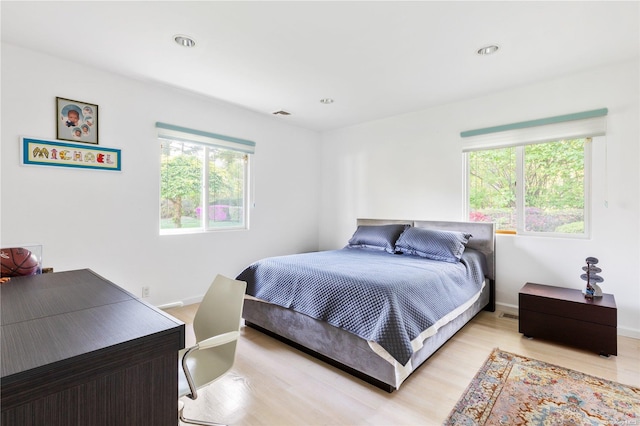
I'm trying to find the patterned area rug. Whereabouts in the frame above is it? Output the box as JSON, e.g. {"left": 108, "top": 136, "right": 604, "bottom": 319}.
{"left": 445, "top": 348, "right": 639, "bottom": 425}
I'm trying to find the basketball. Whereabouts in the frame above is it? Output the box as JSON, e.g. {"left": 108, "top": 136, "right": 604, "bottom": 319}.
{"left": 0, "top": 247, "right": 40, "bottom": 277}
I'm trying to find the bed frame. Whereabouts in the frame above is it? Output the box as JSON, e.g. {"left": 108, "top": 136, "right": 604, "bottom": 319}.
{"left": 242, "top": 219, "right": 496, "bottom": 392}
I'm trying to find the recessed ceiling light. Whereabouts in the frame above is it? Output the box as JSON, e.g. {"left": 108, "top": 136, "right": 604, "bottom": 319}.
{"left": 320, "top": 98, "right": 334, "bottom": 104}
{"left": 174, "top": 35, "right": 196, "bottom": 48}
{"left": 477, "top": 45, "right": 499, "bottom": 56}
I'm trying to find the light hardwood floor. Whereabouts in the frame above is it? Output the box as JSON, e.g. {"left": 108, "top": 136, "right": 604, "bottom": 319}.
{"left": 166, "top": 304, "right": 640, "bottom": 425}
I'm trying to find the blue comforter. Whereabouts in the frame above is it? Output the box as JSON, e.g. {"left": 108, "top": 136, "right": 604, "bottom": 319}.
{"left": 237, "top": 247, "right": 487, "bottom": 365}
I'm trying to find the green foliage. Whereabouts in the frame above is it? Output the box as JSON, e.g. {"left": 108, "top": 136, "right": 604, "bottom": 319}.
{"left": 469, "top": 147, "right": 516, "bottom": 209}
{"left": 555, "top": 221, "right": 585, "bottom": 234}
{"left": 524, "top": 139, "right": 584, "bottom": 210}
{"left": 160, "top": 153, "right": 202, "bottom": 228}
{"left": 160, "top": 141, "right": 247, "bottom": 229}
{"left": 208, "top": 148, "right": 246, "bottom": 210}
{"left": 469, "top": 139, "right": 586, "bottom": 233}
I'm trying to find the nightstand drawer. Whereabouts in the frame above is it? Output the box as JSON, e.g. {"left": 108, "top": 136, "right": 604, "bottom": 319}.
{"left": 519, "top": 293, "right": 616, "bottom": 327}
{"left": 519, "top": 282, "right": 617, "bottom": 356}
{"left": 519, "top": 309, "right": 617, "bottom": 356}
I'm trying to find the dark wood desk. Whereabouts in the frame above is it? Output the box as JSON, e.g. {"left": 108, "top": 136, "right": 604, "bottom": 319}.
{"left": 1, "top": 269, "right": 185, "bottom": 425}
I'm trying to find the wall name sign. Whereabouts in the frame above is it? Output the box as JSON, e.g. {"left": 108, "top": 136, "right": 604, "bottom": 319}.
{"left": 21, "top": 137, "right": 121, "bottom": 171}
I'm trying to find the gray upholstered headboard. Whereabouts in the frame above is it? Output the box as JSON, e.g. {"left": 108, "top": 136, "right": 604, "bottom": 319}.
{"left": 356, "top": 218, "right": 496, "bottom": 281}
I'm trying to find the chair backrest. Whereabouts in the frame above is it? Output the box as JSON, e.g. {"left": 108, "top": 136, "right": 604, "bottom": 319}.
{"left": 193, "top": 275, "right": 247, "bottom": 342}
{"left": 182, "top": 275, "right": 247, "bottom": 393}
{"left": 193, "top": 274, "right": 247, "bottom": 343}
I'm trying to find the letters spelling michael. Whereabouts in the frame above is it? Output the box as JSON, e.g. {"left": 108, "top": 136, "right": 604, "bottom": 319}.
{"left": 31, "top": 145, "right": 114, "bottom": 164}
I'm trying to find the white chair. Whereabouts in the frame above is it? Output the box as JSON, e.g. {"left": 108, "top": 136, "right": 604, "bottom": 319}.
{"left": 178, "top": 275, "right": 247, "bottom": 426}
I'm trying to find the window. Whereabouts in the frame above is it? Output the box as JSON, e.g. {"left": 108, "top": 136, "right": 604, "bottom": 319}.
{"left": 157, "top": 123, "right": 255, "bottom": 234}
{"left": 461, "top": 108, "right": 607, "bottom": 237}
{"left": 466, "top": 138, "right": 590, "bottom": 236}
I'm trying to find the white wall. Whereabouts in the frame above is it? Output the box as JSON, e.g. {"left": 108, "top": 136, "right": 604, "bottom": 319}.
{"left": 319, "top": 59, "right": 640, "bottom": 338}
{"left": 1, "top": 44, "right": 321, "bottom": 306}
{"left": 3, "top": 43, "right": 638, "bottom": 338}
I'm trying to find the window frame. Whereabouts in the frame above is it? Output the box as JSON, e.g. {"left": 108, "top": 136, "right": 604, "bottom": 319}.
{"left": 158, "top": 125, "right": 254, "bottom": 236}
{"left": 201, "top": 144, "right": 251, "bottom": 232}
{"left": 464, "top": 138, "right": 593, "bottom": 238}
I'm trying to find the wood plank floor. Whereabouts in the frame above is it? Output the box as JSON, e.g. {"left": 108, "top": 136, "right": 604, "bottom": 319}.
{"left": 166, "top": 304, "right": 640, "bottom": 425}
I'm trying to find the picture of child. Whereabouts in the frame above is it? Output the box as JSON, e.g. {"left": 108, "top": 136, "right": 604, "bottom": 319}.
{"left": 66, "top": 109, "right": 80, "bottom": 127}
{"left": 57, "top": 97, "right": 98, "bottom": 144}
{"left": 61, "top": 104, "right": 83, "bottom": 127}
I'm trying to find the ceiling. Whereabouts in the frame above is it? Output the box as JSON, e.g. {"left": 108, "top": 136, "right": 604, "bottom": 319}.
{"left": 2, "top": 1, "right": 639, "bottom": 132}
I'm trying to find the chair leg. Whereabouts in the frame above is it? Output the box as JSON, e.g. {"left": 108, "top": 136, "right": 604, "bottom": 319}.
{"left": 178, "top": 399, "right": 227, "bottom": 426}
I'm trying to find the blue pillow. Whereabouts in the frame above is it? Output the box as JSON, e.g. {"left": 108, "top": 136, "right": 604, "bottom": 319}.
{"left": 395, "top": 227, "right": 472, "bottom": 263}
{"left": 347, "top": 224, "right": 409, "bottom": 253}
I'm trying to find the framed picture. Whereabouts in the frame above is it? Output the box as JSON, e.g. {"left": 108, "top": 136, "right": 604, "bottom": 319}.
{"left": 56, "top": 97, "right": 99, "bottom": 144}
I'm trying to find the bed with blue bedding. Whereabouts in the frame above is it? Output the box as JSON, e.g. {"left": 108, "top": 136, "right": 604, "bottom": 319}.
{"left": 238, "top": 219, "right": 496, "bottom": 392}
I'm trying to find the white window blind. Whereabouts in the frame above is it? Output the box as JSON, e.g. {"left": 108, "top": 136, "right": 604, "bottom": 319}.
{"left": 460, "top": 108, "right": 607, "bottom": 152}
{"left": 156, "top": 122, "right": 256, "bottom": 154}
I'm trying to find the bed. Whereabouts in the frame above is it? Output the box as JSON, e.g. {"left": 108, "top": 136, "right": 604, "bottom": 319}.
{"left": 237, "top": 219, "right": 495, "bottom": 392}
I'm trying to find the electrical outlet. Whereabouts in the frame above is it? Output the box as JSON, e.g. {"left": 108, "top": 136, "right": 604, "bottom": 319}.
{"left": 142, "top": 286, "right": 151, "bottom": 298}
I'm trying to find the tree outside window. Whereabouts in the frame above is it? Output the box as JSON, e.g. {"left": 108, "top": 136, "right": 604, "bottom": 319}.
{"left": 160, "top": 139, "right": 249, "bottom": 232}
{"left": 468, "top": 138, "right": 589, "bottom": 236}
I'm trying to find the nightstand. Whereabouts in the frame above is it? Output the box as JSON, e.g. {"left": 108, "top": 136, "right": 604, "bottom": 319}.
{"left": 519, "top": 282, "right": 617, "bottom": 356}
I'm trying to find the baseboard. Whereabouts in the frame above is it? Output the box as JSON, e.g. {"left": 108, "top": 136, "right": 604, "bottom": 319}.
{"left": 181, "top": 295, "right": 203, "bottom": 306}
{"left": 496, "top": 302, "right": 518, "bottom": 316}
{"left": 618, "top": 327, "right": 640, "bottom": 340}
{"left": 157, "top": 301, "right": 184, "bottom": 310}
{"left": 157, "top": 295, "right": 203, "bottom": 310}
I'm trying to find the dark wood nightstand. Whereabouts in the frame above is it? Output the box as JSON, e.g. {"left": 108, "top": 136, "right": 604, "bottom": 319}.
{"left": 519, "top": 282, "right": 617, "bottom": 356}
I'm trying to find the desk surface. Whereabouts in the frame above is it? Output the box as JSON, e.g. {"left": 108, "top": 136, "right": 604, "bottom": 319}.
{"left": 1, "top": 269, "right": 185, "bottom": 381}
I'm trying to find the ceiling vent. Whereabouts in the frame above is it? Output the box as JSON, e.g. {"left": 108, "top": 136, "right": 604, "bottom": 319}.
{"left": 272, "top": 110, "right": 291, "bottom": 116}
